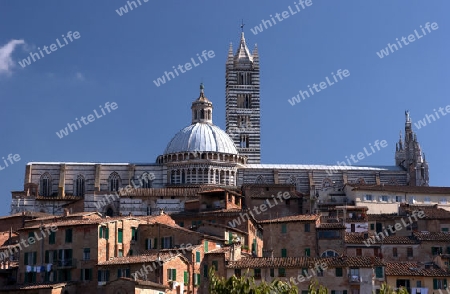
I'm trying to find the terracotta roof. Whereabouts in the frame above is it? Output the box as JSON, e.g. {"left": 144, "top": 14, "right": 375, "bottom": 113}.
{"left": 115, "top": 278, "right": 169, "bottom": 289}
{"left": 0, "top": 211, "right": 52, "bottom": 220}
{"left": 348, "top": 184, "right": 450, "bottom": 194}
{"left": 401, "top": 204, "right": 450, "bottom": 219}
{"left": 98, "top": 252, "right": 182, "bottom": 266}
{"left": 21, "top": 216, "right": 142, "bottom": 230}
{"left": 385, "top": 262, "right": 450, "bottom": 277}
{"left": 412, "top": 231, "right": 450, "bottom": 241}
{"left": 0, "top": 231, "right": 18, "bottom": 248}
{"left": 0, "top": 282, "right": 70, "bottom": 290}
{"left": 367, "top": 214, "right": 402, "bottom": 221}
{"left": 227, "top": 256, "right": 384, "bottom": 269}
{"left": 259, "top": 214, "right": 319, "bottom": 224}
{"left": 317, "top": 223, "right": 346, "bottom": 229}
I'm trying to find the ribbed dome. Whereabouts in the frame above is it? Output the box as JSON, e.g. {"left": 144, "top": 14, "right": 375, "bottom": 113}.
{"left": 164, "top": 123, "right": 238, "bottom": 155}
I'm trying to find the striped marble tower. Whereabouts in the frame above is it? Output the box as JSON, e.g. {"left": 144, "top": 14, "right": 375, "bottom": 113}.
{"left": 226, "top": 32, "right": 261, "bottom": 164}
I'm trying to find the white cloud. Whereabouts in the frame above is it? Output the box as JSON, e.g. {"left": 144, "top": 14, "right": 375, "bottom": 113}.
{"left": 0, "top": 39, "right": 25, "bottom": 76}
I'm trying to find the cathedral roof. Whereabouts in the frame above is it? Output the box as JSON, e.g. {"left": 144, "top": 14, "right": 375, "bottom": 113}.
{"left": 164, "top": 123, "right": 238, "bottom": 155}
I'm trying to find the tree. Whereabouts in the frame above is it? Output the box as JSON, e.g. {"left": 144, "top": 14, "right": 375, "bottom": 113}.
{"left": 375, "top": 282, "right": 409, "bottom": 294}
{"left": 208, "top": 269, "right": 328, "bottom": 294}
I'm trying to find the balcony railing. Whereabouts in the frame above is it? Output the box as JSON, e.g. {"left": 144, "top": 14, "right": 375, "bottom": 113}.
{"left": 55, "top": 259, "right": 76, "bottom": 268}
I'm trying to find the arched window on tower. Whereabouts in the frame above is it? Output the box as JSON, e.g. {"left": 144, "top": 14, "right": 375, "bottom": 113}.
{"left": 108, "top": 172, "right": 121, "bottom": 192}
{"left": 75, "top": 175, "right": 85, "bottom": 197}
{"left": 237, "top": 94, "right": 252, "bottom": 108}
{"left": 140, "top": 172, "right": 153, "bottom": 188}
{"left": 200, "top": 109, "right": 205, "bottom": 119}
{"left": 39, "top": 173, "right": 52, "bottom": 196}
{"left": 240, "top": 134, "right": 249, "bottom": 148}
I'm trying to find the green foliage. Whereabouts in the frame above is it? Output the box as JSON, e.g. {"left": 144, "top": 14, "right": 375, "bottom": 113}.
{"left": 375, "top": 283, "right": 409, "bottom": 294}
{"left": 208, "top": 268, "right": 329, "bottom": 294}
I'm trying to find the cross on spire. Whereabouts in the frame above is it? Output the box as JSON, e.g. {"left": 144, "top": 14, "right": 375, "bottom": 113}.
{"left": 240, "top": 19, "right": 245, "bottom": 32}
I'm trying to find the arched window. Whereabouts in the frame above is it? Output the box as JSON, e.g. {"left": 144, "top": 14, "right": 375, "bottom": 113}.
{"left": 140, "top": 172, "right": 153, "bottom": 188}
{"left": 200, "top": 109, "right": 205, "bottom": 119}
{"left": 75, "top": 175, "right": 85, "bottom": 197}
{"left": 255, "top": 175, "right": 265, "bottom": 184}
{"left": 108, "top": 172, "right": 121, "bottom": 192}
{"left": 321, "top": 250, "right": 339, "bottom": 257}
{"left": 39, "top": 173, "right": 52, "bottom": 196}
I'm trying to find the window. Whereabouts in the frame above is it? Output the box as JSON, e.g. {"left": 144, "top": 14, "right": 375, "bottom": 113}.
{"left": 46, "top": 230, "right": 55, "bottom": 244}
{"left": 393, "top": 248, "right": 398, "bottom": 257}
{"left": 118, "top": 229, "right": 123, "bottom": 243}
{"left": 203, "top": 265, "right": 208, "bottom": 277}
{"left": 98, "top": 270, "right": 110, "bottom": 282}
{"left": 81, "top": 268, "right": 93, "bottom": 281}
{"left": 237, "top": 73, "right": 252, "bottom": 85}
{"left": 45, "top": 250, "right": 57, "bottom": 263}
{"left": 204, "top": 240, "right": 209, "bottom": 253}
{"left": 318, "top": 230, "right": 340, "bottom": 239}
{"left": 117, "top": 268, "right": 130, "bottom": 278}
{"left": 83, "top": 248, "right": 90, "bottom": 260}
{"left": 433, "top": 278, "right": 448, "bottom": 289}
{"left": 349, "top": 268, "right": 359, "bottom": 282}
{"left": 194, "top": 273, "right": 201, "bottom": 286}
{"left": 40, "top": 173, "right": 52, "bottom": 196}
{"left": 99, "top": 226, "right": 109, "bottom": 239}
{"left": 234, "top": 269, "right": 241, "bottom": 277}
{"left": 442, "top": 227, "right": 449, "bottom": 232}
{"left": 305, "top": 223, "right": 310, "bottom": 232}
{"left": 335, "top": 267, "right": 343, "bottom": 277}
{"left": 321, "top": 250, "right": 339, "bottom": 257}
{"left": 305, "top": 248, "right": 310, "bottom": 257}
{"left": 407, "top": 247, "right": 413, "bottom": 257}
{"left": 440, "top": 198, "right": 448, "bottom": 204}
{"left": 131, "top": 227, "right": 137, "bottom": 241}
{"left": 58, "top": 249, "right": 73, "bottom": 265}
{"left": 270, "top": 268, "right": 274, "bottom": 277}
{"left": 317, "top": 268, "right": 324, "bottom": 276}
{"left": 75, "top": 175, "right": 85, "bottom": 197}
{"left": 356, "top": 248, "right": 362, "bottom": 256}
{"left": 162, "top": 236, "right": 173, "bottom": 249}
{"left": 212, "top": 261, "right": 218, "bottom": 271}
{"left": 145, "top": 238, "right": 152, "bottom": 250}
{"left": 167, "top": 269, "right": 176, "bottom": 281}
{"left": 196, "top": 251, "right": 201, "bottom": 263}
{"left": 281, "top": 223, "right": 287, "bottom": 233}
{"left": 140, "top": 172, "right": 153, "bottom": 188}
{"left": 239, "top": 134, "right": 249, "bottom": 148}
{"left": 364, "top": 194, "right": 373, "bottom": 201}
{"left": 370, "top": 223, "right": 375, "bottom": 230}
{"left": 254, "top": 268, "right": 261, "bottom": 279}
{"left": 118, "top": 250, "right": 123, "bottom": 257}
{"left": 379, "top": 195, "right": 389, "bottom": 202}
{"left": 278, "top": 268, "right": 286, "bottom": 277}
{"left": 424, "top": 196, "right": 431, "bottom": 204}
{"left": 395, "top": 196, "right": 403, "bottom": 202}
{"left": 65, "top": 229, "right": 72, "bottom": 243}
{"left": 184, "top": 271, "right": 189, "bottom": 285}
{"left": 408, "top": 196, "right": 416, "bottom": 204}
{"left": 108, "top": 172, "right": 120, "bottom": 192}
{"left": 24, "top": 252, "right": 37, "bottom": 265}
{"left": 432, "top": 247, "right": 443, "bottom": 255}
{"left": 375, "top": 267, "right": 383, "bottom": 278}
{"left": 281, "top": 248, "right": 287, "bottom": 257}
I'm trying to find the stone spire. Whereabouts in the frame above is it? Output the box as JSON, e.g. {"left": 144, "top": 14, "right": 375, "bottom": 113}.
{"left": 191, "top": 83, "right": 213, "bottom": 125}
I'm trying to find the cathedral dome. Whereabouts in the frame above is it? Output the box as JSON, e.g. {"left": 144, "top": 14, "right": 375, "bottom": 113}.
{"left": 164, "top": 123, "right": 238, "bottom": 155}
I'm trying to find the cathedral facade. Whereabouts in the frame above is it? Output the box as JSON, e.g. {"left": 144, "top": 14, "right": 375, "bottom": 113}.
{"left": 10, "top": 32, "right": 429, "bottom": 217}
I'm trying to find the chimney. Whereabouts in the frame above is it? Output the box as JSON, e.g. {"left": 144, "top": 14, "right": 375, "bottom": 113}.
{"left": 63, "top": 209, "right": 69, "bottom": 217}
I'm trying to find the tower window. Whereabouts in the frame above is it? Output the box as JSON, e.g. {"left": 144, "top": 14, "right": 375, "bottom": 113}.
{"left": 240, "top": 134, "right": 249, "bottom": 148}
{"left": 200, "top": 109, "right": 205, "bottom": 119}
{"left": 238, "top": 116, "right": 250, "bottom": 127}
{"left": 39, "top": 173, "right": 52, "bottom": 196}
{"left": 75, "top": 175, "right": 85, "bottom": 197}
{"left": 108, "top": 172, "right": 121, "bottom": 192}
{"left": 237, "top": 72, "right": 252, "bottom": 85}
{"left": 237, "top": 94, "right": 252, "bottom": 108}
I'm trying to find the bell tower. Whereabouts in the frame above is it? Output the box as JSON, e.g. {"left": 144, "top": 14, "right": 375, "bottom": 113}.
{"left": 225, "top": 31, "right": 261, "bottom": 163}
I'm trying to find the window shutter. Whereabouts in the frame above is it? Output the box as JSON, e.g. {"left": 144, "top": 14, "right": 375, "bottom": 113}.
{"left": 145, "top": 239, "right": 149, "bottom": 250}
{"left": 203, "top": 265, "right": 208, "bottom": 277}
{"left": 343, "top": 291, "right": 347, "bottom": 294}
{"left": 154, "top": 238, "right": 157, "bottom": 249}
{"left": 105, "top": 228, "right": 109, "bottom": 239}
{"left": 45, "top": 251, "right": 49, "bottom": 263}
{"left": 126, "top": 269, "right": 130, "bottom": 277}
{"left": 118, "top": 269, "right": 121, "bottom": 278}
{"left": 98, "top": 270, "right": 101, "bottom": 281}
{"left": 445, "top": 279, "right": 448, "bottom": 289}
{"left": 106, "top": 270, "right": 110, "bottom": 281}
{"left": 196, "top": 251, "right": 200, "bottom": 263}
{"left": 53, "top": 250, "right": 57, "bottom": 261}
{"left": 331, "top": 291, "right": 336, "bottom": 294}
{"left": 172, "top": 269, "right": 176, "bottom": 280}
{"left": 33, "top": 252, "right": 37, "bottom": 265}
{"left": 170, "top": 236, "right": 173, "bottom": 248}
{"left": 161, "top": 238, "right": 164, "bottom": 249}
{"left": 89, "top": 269, "right": 93, "bottom": 280}
{"left": 433, "top": 278, "right": 438, "bottom": 289}
{"left": 24, "top": 252, "right": 28, "bottom": 265}
{"left": 81, "top": 269, "right": 84, "bottom": 280}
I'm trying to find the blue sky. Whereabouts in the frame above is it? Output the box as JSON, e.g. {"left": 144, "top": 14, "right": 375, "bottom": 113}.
{"left": 0, "top": 1, "right": 448, "bottom": 216}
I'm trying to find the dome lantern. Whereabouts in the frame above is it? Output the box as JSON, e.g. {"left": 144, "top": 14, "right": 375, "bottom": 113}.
{"left": 191, "top": 83, "right": 213, "bottom": 124}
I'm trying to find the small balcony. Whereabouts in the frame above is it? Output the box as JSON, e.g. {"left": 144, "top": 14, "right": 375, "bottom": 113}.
{"left": 55, "top": 259, "right": 77, "bottom": 268}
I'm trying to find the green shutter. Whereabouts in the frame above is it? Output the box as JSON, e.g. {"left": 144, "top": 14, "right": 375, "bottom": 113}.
{"left": 228, "top": 232, "right": 232, "bottom": 243}
{"left": 445, "top": 279, "right": 448, "bottom": 289}
{"left": 118, "top": 269, "right": 121, "bottom": 278}
{"left": 33, "top": 252, "right": 37, "bottom": 265}
{"left": 281, "top": 248, "right": 287, "bottom": 257}
{"left": 53, "top": 250, "right": 57, "bottom": 261}
{"left": 154, "top": 238, "right": 157, "bottom": 249}
{"left": 204, "top": 241, "right": 208, "bottom": 253}
{"left": 343, "top": 291, "right": 347, "bottom": 294}
{"left": 132, "top": 227, "right": 136, "bottom": 240}
{"left": 99, "top": 228, "right": 102, "bottom": 238}
{"left": 172, "top": 269, "right": 176, "bottom": 280}
{"left": 196, "top": 251, "right": 200, "bottom": 263}
{"left": 145, "top": 238, "right": 149, "bottom": 250}
{"left": 65, "top": 229, "right": 72, "bottom": 243}
{"left": 305, "top": 248, "right": 310, "bottom": 256}
{"left": 331, "top": 291, "right": 336, "bottom": 294}
{"left": 49, "top": 231, "right": 55, "bottom": 244}
{"left": 45, "top": 251, "right": 49, "bottom": 263}
{"left": 24, "top": 252, "right": 28, "bottom": 265}
{"left": 433, "top": 278, "right": 438, "bottom": 289}
{"left": 105, "top": 228, "right": 109, "bottom": 239}
{"left": 161, "top": 237, "right": 164, "bottom": 249}
{"left": 125, "top": 269, "right": 130, "bottom": 277}
{"left": 197, "top": 273, "right": 200, "bottom": 285}
{"left": 118, "top": 229, "right": 123, "bottom": 243}
{"left": 203, "top": 265, "right": 208, "bottom": 277}
{"left": 281, "top": 224, "right": 287, "bottom": 233}
{"left": 184, "top": 271, "right": 188, "bottom": 284}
